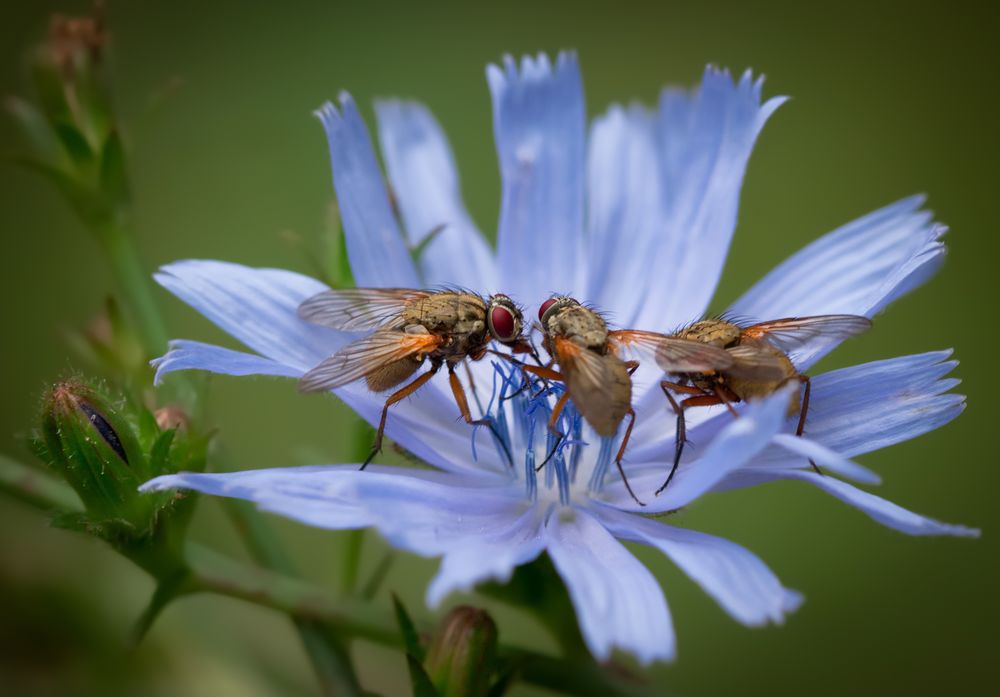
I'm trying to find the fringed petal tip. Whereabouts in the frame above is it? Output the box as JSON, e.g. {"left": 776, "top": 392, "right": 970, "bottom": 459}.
{"left": 488, "top": 50, "right": 577, "bottom": 83}
{"left": 313, "top": 92, "right": 356, "bottom": 124}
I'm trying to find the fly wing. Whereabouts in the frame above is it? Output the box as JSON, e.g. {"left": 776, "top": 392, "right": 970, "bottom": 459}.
{"left": 554, "top": 336, "right": 630, "bottom": 437}
{"left": 740, "top": 315, "right": 872, "bottom": 354}
{"left": 724, "top": 344, "right": 790, "bottom": 381}
{"left": 297, "top": 288, "right": 432, "bottom": 331}
{"left": 298, "top": 330, "right": 442, "bottom": 392}
{"left": 608, "top": 329, "right": 734, "bottom": 373}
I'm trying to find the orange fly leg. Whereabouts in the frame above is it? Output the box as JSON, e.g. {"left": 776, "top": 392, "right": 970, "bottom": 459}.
{"left": 448, "top": 364, "right": 514, "bottom": 468}
{"left": 614, "top": 407, "right": 643, "bottom": 507}
{"left": 712, "top": 383, "right": 741, "bottom": 417}
{"left": 537, "top": 391, "right": 572, "bottom": 472}
{"left": 363, "top": 363, "right": 441, "bottom": 469}
{"left": 656, "top": 391, "right": 726, "bottom": 496}
{"left": 794, "top": 374, "right": 822, "bottom": 476}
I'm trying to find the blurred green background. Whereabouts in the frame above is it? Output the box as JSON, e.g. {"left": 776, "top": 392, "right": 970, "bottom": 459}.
{"left": 1, "top": 1, "right": 997, "bottom": 695}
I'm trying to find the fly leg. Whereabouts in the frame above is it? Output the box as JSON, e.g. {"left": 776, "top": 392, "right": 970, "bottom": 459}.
{"left": 537, "top": 391, "right": 571, "bottom": 471}
{"left": 614, "top": 407, "right": 643, "bottom": 506}
{"left": 656, "top": 389, "right": 725, "bottom": 496}
{"left": 448, "top": 363, "right": 514, "bottom": 468}
{"left": 658, "top": 380, "right": 710, "bottom": 495}
{"left": 794, "top": 374, "right": 822, "bottom": 476}
{"left": 489, "top": 350, "right": 557, "bottom": 402}
{"left": 362, "top": 363, "right": 441, "bottom": 469}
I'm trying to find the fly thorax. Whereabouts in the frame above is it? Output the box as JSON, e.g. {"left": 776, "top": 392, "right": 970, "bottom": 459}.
{"left": 549, "top": 306, "right": 608, "bottom": 349}
{"left": 679, "top": 320, "right": 741, "bottom": 347}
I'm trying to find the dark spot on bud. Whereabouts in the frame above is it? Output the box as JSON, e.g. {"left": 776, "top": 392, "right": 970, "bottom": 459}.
{"left": 77, "top": 400, "right": 128, "bottom": 465}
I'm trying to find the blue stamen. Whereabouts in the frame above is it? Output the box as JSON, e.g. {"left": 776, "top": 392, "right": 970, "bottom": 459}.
{"left": 588, "top": 436, "right": 614, "bottom": 493}
{"left": 523, "top": 404, "right": 538, "bottom": 501}
{"left": 470, "top": 363, "right": 512, "bottom": 468}
{"left": 568, "top": 414, "right": 585, "bottom": 483}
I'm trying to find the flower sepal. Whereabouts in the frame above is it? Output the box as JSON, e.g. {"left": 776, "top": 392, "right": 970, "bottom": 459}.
{"left": 36, "top": 377, "right": 207, "bottom": 574}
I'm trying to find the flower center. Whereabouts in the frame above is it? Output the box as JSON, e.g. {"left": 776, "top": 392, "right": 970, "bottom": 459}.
{"left": 474, "top": 363, "right": 619, "bottom": 506}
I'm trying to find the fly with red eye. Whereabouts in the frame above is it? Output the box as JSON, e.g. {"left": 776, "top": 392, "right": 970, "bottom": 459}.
{"left": 296, "top": 288, "right": 531, "bottom": 468}
{"left": 487, "top": 293, "right": 523, "bottom": 344}
{"left": 497, "top": 295, "right": 734, "bottom": 505}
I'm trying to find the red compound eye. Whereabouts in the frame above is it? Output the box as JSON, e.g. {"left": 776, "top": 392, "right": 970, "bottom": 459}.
{"left": 489, "top": 305, "right": 517, "bottom": 341}
{"left": 538, "top": 298, "right": 558, "bottom": 322}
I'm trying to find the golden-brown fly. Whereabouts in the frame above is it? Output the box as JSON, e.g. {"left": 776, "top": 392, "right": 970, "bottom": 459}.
{"left": 656, "top": 314, "right": 872, "bottom": 494}
{"left": 297, "top": 288, "right": 529, "bottom": 467}
{"left": 517, "top": 296, "right": 735, "bottom": 505}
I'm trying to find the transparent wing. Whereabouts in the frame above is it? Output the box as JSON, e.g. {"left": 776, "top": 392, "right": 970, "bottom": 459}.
{"left": 297, "top": 288, "right": 432, "bottom": 331}
{"left": 740, "top": 315, "right": 872, "bottom": 354}
{"left": 554, "top": 336, "right": 630, "bottom": 437}
{"left": 298, "top": 330, "right": 442, "bottom": 392}
{"left": 608, "top": 329, "right": 734, "bottom": 373}
{"left": 724, "top": 344, "right": 790, "bottom": 381}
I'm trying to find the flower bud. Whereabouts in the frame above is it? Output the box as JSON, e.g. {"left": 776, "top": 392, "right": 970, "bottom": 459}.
{"left": 36, "top": 378, "right": 207, "bottom": 566}
{"left": 40, "top": 379, "right": 145, "bottom": 522}
{"left": 424, "top": 606, "right": 498, "bottom": 697}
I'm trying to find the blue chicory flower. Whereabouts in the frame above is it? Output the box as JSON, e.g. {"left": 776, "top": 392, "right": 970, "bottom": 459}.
{"left": 141, "top": 53, "right": 976, "bottom": 663}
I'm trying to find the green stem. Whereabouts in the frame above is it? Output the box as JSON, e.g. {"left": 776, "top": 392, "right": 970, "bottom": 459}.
{"left": 339, "top": 529, "right": 365, "bottom": 596}
{"left": 0, "top": 454, "right": 82, "bottom": 511}
{"left": 223, "top": 499, "right": 362, "bottom": 697}
{"left": 98, "top": 219, "right": 169, "bottom": 357}
{"left": 186, "top": 543, "right": 398, "bottom": 646}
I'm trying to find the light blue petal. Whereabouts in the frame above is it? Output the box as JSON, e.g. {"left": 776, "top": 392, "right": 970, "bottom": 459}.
{"left": 155, "top": 260, "right": 341, "bottom": 371}
{"left": 769, "top": 434, "right": 881, "bottom": 485}
{"left": 152, "top": 340, "right": 303, "bottom": 385}
{"left": 722, "top": 470, "right": 979, "bottom": 537}
{"left": 584, "top": 104, "right": 662, "bottom": 319}
{"left": 546, "top": 508, "right": 675, "bottom": 664}
{"left": 315, "top": 95, "right": 419, "bottom": 288}
{"left": 375, "top": 100, "right": 498, "bottom": 291}
{"left": 489, "top": 52, "right": 586, "bottom": 301}
{"left": 607, "top": 384, "right": 796, "bottom": 513}
{"left": 426, "top": 505, "right": 546, "bottom": 607}
{"left": 728, "top": 196, "right": 946, "bottom": 368}
{"left": 784, "top": 351, "right": 963, "bottom": 458}
{"left": 142, "top": 466, "right": 526, "bottom": 550}
{"left": 336, "top": 376, "right": 511, "bottom": 476}
{"left": 595, "top": 504, "right": 803, "bottom": 626}
{"left": 627, "top": 68, "right": 786, "bottom": 331}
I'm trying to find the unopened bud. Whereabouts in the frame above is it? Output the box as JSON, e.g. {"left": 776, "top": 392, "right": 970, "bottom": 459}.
{"left": 424, "top": 606, "right": 498, "bottom": 697}
{"left": 154, "top": 404, "right": 189, "bottom": 433}
{"left": 40, "top": 379, "right": 145, "bottom": 521}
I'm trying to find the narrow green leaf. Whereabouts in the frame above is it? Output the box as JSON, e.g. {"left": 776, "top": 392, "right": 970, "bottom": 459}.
{"left": 52, "top": 119, "right": 95, "bottom": 165}
{"left": 392, "top": 593, "right": 425, "bottom": 662}
{"left": 5, "top": 95, "right": 66, "bottom": 166}
{"left": 406, "top": 654, "right": 440, "bottom": 697}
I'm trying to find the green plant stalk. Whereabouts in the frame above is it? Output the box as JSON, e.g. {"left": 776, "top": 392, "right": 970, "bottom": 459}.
{"left": 1, "top": 458, "right": 664, "bottom": 697}
{"left": 97, "top": 218, "right": 169, "bottom": 358}
{"left": 223, "top": 498, "right": 362, "bottom": 697}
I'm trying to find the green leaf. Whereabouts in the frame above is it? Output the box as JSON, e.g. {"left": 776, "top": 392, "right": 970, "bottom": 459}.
{"left": 409, "top": 223, "right": 446, "bottom": 264}
{"left": 486, "top": 665, "right": 519, "bottom": 697}
{"left": 392, "top": 594, "right": 425, "bottom": 662}
{"left": 406, "top": 654, "right": 440, "bottom": 697}
{"left": 148, "top": 428, "right": 177, "bottom": 476}
{"left": 5, "top": 96, "right": 67, "bottom": 167}
{"left": 52, "top": 119, "right": 95, "bottom": 166}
